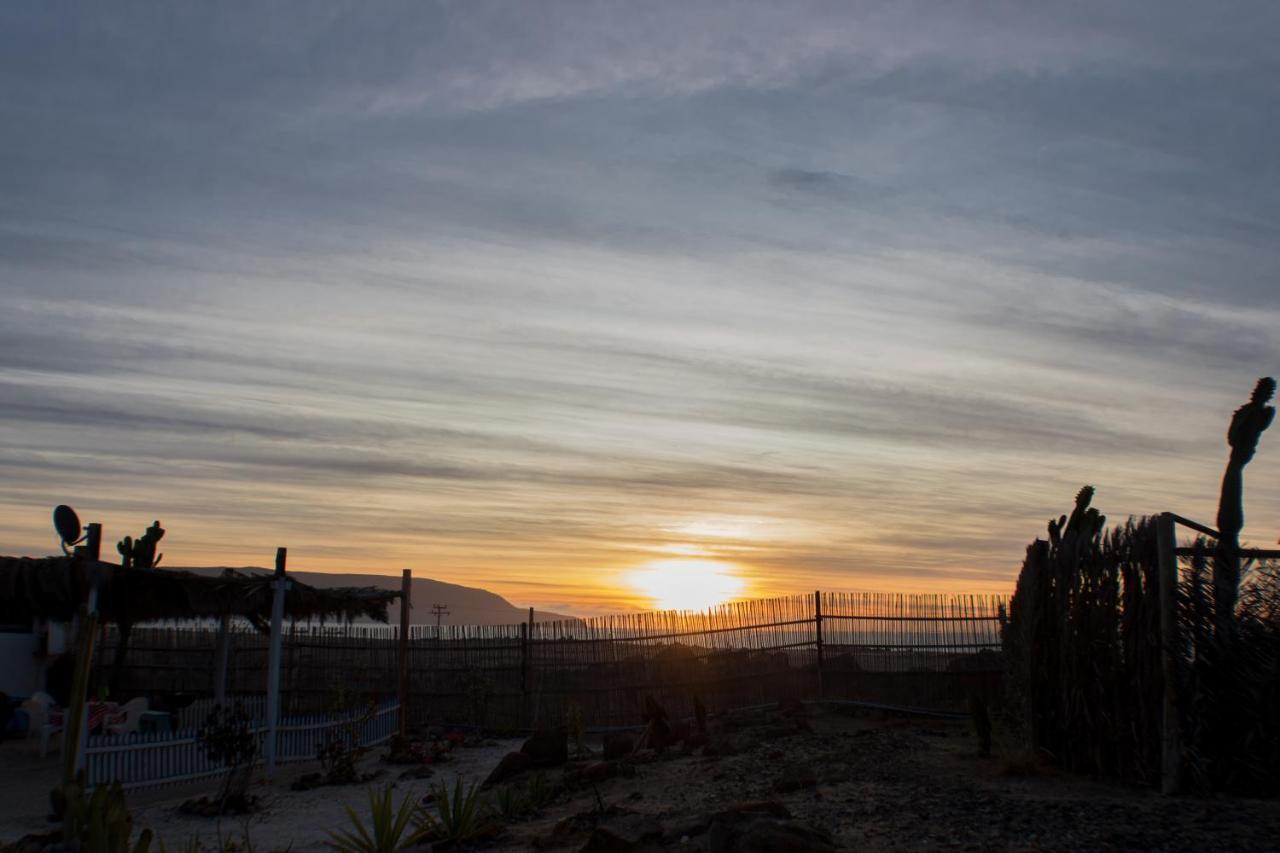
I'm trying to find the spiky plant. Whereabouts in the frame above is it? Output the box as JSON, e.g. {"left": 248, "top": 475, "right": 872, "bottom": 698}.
{"left": 491, "top": 773, "right": 555, "bottom": 822}
{"left": 416, "top": 778, "right": 495, "bottom": 845}
{"left": 327, "top": 785, "right": 426, "bottom": 853}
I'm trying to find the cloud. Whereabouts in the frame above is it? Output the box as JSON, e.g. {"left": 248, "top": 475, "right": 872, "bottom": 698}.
{"left": 1, "top": 2, "right": 1278, "bottom": 608}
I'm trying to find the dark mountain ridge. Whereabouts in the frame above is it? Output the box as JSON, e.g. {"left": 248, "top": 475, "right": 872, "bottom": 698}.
{"left": 174, "top": 567, "right": 577, "bottom": 626}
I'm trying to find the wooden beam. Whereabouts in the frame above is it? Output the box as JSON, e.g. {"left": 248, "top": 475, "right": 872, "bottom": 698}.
{"left": 1156, "top": 513, "right": 1182, "bottom": 795}
{"left": 1176, "top": 547, "right": 1280, "bottom": 559}
{"left": 1170, "top": 514, "right": 1220, "bottom": 540}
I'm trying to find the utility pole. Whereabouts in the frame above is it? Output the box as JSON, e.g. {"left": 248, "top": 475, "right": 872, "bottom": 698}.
{"left": 430, "top": 603, "right": 450, "bottom": 627}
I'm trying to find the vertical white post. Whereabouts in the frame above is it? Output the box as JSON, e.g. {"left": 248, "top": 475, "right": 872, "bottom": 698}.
{"left": 264, "top": 547, "right": 287, "bottom": 779}
{"left": 73, "top": 576, "right": 103, "bottom": 776}
{"left": 214, "top": 613, "right": 231, "bottom": 707}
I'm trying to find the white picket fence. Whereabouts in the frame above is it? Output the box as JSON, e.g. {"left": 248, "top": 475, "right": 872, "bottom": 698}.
{"left": 85, "top": 699, "right": 399, "bottom": 790}
{"left": 176, "top": 695, "right": 268, "bottom": 731}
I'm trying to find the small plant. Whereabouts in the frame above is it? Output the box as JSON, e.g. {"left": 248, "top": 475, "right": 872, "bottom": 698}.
{"left": 492, "top": 784, "right": 525, "bottom": 822}
{"left": 493, "top": 773, "right": 555, "bottom": 821}
{"left": 566, "top": 703, "right": 586, "bottom": 756}
{"left": 317, "top": 732, "right": 363, "bottom": 786}
{"left": 969, "top": 695, "right": 992, "bottom": 758}
{"left": 316, "top": 693, "right": 375, "bottom": 785}
{"left": 327, "top": 785, "right": 425, "bottom": 853}
{"left": 417, "top": 778, "right": 495, "bottom": 845}
{"left": 197, "top": 703, "right": 259, "bottom": 814}
{"left": 522, "top": 773, "right": 554, "bottom": 812}
{"left": 55, "top": 772, "right": 154, "bottom": 853}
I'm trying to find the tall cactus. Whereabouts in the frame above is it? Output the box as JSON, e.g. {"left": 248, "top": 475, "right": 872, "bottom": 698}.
{"left": 1215, "top": 378, "right": 1275, "bottom": 635}
{"left": 116, "top": 521, "right": 165, "bottom": 570}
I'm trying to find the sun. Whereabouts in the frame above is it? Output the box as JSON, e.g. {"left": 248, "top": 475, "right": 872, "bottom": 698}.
{"left": 625, "top": 559, "right": 748, "bottom": 611}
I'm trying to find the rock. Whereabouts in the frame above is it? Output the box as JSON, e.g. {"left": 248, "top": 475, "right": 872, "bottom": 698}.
{"left": 565, "top": 760, "right": 621, "bottom": 788}
{"left": 482, "top": 750, "right": 533, "bottom": 787}
{"left": 380, "top": 735, "right": 418, "bottom": 765}
{"left": 703, "top": 732, "right": 756, "bottom": 757}
{"left": 580, "top": 814, "right": 663, "bottom": 852}
{"left": 709, "top": 817, "right": 835, "bottom": 853}
{"left": 578, "top": 827, "right": 634, "bottom": 853}
{"left": 662, "top": 816, "right": 712, "bottom": 841}
{"left": 640, "top": 696, "right": 674, "bottom": 752}
{"left": 603, "top": 733, "right": 635, "bottom": 760}
{"left": 6, "top": 832, "right": 59, "bottom": 853}
{"left": 522, "top": 724, "right": 569, "bottom": 767}
{"left": 774, "top": 763, "right": 818, "bottom": 793}
{"left": 291, "top": 772, "right": 324, "bottom": 791}
{"left": 681, "top": 730, "right": 708, "bottom": 754}
{"left": 398, "top": 765, "right": 434, "bottom": 780}
{"left": 665, "top": 802, "right": 793, "bottom": 842}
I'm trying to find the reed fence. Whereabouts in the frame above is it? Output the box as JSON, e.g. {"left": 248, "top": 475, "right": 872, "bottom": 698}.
{"left": 99, "top": 591, "right": 1006, "bottom": 731}
{"left": 84, "top": 699, "right": 399, "bottom": 790}
{"left": 1004, "top": 490, "right": 1280, "bottom": 793}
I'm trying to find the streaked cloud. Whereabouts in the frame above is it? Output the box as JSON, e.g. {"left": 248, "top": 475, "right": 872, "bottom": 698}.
{"left": 1, "top": 2, "right": 1277, "bottom": 613}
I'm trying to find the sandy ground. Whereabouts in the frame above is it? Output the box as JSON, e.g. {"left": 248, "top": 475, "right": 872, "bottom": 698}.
{"left": 0, "top": 735, "right": 514, "bottom": 851}
{"left": 5, "top": 707, "right": 1280, "bottom": 852}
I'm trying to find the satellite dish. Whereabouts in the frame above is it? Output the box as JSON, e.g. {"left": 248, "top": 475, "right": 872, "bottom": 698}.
{"left": 53, "top": 504, "right": 84, "bottom": 549}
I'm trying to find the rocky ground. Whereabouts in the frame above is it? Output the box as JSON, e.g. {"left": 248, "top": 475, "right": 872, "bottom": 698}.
{"left": 4, "top": 703, "right": 1279, "bottom": 852}
{"left": 481, "top": 704, "right": 1280, "bottom": 852}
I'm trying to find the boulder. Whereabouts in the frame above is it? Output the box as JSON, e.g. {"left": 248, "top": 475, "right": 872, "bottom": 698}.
{"left": 578, "top": 827, "right": 635, "bottom": 853}
{"left": 522, "top": 724, "right": 569, "bottom": 767}
{"left": 565, "top": 760, "right": 633, "bottom": 788}
{"left": 603, "top": 732, "right": 635, "bottom": 760}
{"left": 482, "top": 750, "right": 532, "bottom": 788}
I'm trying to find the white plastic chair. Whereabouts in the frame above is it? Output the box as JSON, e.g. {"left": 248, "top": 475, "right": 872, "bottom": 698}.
{"left": 105, "top": 697, "right": 149, "bottom": 736}
{"left": 22, "top": 693, "right": 64, "bottom": 756}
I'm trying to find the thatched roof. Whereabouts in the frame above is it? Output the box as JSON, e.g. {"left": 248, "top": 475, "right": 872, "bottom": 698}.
{"left": 0, "top": 555, "right": 400, "bottom": 628}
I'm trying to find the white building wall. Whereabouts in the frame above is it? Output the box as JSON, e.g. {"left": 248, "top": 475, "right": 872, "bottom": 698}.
{"left": 0, "top": 631, "right": 43, "bottom": 697}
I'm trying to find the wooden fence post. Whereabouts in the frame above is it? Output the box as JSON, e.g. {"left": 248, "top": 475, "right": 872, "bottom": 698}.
{"left": 84, "top": 523, "right": 102, "bottom": 560}
{"left": 398, "top": 568, "right": 411, "bottom": 739}
{"left": 264, "top": 547, "right": 287, "bottom": 779}
{"left": 520, "top": 621, "right": 529, "bottom": 729}
{"left": 814, "top": 590, "right": 824, "bottom": 700}
{"left": 1156, "top": 512, "right": 1182, "bottom": 795}
{"left": 525, "top": 607, "right": 535, "bottom": 728}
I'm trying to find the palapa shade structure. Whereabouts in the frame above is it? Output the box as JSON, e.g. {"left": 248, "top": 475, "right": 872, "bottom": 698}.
{"left": 0, "top": 554, "right": 401, "bottom": 628}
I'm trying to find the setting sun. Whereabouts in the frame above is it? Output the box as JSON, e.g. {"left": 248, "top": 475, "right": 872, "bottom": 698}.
{"left": 625, "top": 558, "right": 748, "bottom": 611}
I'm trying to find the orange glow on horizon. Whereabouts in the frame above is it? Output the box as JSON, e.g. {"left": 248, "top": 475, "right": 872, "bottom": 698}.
{"left": 625, "top": 558, "right": 750, "bottom": 611}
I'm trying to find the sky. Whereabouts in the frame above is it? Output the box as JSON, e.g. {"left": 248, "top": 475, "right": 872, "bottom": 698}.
{"left": 2, "top": 2, "right": 1278, "bottom": 615}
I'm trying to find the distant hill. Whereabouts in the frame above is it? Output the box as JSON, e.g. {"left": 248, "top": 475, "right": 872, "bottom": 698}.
{"left": 175, "top": 567, "right": 577, "bottom": 626}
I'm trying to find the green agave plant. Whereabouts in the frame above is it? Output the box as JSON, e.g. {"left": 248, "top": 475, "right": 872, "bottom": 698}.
{"left": 328, "top": 785, "right": 426, "bottom": 853}
{"left": 492, "top": 772, "right": 556, "bottom": 822}
{"left": 417, "top": 778, "right": 495, "bottom": 844}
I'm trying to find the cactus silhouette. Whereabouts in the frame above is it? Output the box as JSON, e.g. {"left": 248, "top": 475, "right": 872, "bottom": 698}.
{"left": 1214, "top": 377, "right": 1274, "bottom": 635}
{"left": 117, "top": 520, "right": 165, "bottom": 569}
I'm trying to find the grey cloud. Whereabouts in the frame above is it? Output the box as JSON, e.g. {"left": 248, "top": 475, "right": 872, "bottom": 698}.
{"left": 3, "top": 1, "right": 1279, "bottom": 599}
